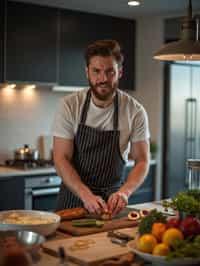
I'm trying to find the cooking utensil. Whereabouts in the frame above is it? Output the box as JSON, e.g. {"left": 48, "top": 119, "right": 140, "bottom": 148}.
{"left": 58, "top": 246, "right": 69, "bottom": 265}
{"left": 14, "top": 144, "right": 39, "bottom": 160}
{"left": 0, "top": 230, "right": 45, "bottom": 247}
{"left": 43, "top": 231, "right": 130, "bottom": 265}
{"left": 0, "top": 210, "right": 60, "bottom": 236}
{"left": 110, "top": 237, "right": 127, "bottom": 246}
{"left": 0, "top": 230, "right": 45, "bottom": 263}
{"left": 59, "top": 215, "right": 138, "bottom": 236}
{"left": 107, "top": 230, "right": 134, "bottom": 242}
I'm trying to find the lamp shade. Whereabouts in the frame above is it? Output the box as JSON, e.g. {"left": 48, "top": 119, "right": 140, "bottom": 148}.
{"left": 153, "top": 39, "right": 200, "bottom": 60}
{"left": 153, "top": 0, "right": 200, "bottom": 61}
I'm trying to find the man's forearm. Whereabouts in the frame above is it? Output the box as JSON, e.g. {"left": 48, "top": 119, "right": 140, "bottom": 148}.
{"left": 55, "top": 158, "right": 93, "bottom": 200}
{"left": 119, "top": 160, "right": 149, "bottom": 198}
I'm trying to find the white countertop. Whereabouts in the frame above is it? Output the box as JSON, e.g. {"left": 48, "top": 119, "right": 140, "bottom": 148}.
{"left": 0, "top": 166, "right": 57, "bottom": 178}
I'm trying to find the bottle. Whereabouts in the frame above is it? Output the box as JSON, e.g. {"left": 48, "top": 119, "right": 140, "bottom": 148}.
{"left": 187, "top": 159, "right": 200, "bottom": 189}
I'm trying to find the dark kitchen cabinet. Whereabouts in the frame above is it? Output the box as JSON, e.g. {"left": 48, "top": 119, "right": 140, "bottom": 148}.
{"left": 59, "top": 10, "right": 135, "bottom": 90}
{"left": 3, "top": 1, "right": 135, "bottom": 88}
{"left": 122, "top": 162, "right": 156, "bottom": 204}
{"left": 6, "top": 1, "right": 58, "bottom": 83}
{"left": 0, "top": 0, "right": 6, "bottom": 82}
{"left": 0, "top": 176, "right": 24, "bottom": 210}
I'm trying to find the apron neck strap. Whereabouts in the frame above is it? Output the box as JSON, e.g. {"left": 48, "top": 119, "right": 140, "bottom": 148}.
{"left": 80, "top": 89, "right": 119, "bottom": 130}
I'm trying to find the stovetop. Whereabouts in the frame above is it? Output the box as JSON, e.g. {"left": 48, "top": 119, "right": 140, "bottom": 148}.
{"left": 5, "top": 159, "right": 54, "bottom": 170}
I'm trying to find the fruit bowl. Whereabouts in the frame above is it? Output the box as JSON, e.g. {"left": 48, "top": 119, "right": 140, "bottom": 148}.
{"left": 128, "top": 239, "right": 200, "bottom": 266}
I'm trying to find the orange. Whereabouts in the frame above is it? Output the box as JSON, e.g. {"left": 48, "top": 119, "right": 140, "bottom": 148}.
{"left": 137, "top": 234, "right": 157, "bottom": 253}
{"left": 152, "top": 223, "right": 167, "bottom": 242}
{"left": 162, "top": 228, "right": 184, "bottom": 247}
{"left": 152, "top": 243, "right": 170, "bottom": 256}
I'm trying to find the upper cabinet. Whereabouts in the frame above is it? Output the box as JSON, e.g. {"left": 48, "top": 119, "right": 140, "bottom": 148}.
{"left": 2, "top": 1, "right": 136, "bottom": 90}
{"left": 59, "top": 10, "right": 135, "bottom": 90}
{"left": 6, "top": 1, "right": 58, "bottom": 84}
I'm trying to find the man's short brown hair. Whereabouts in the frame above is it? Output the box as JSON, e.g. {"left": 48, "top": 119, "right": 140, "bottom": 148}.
{"left": 85, "top": 39, "right": 124, "bottom": 67}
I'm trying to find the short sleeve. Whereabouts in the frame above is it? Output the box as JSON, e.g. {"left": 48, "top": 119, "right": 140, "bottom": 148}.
{"left": 52, "top": 98, "right": 74, "bottom": 140}
{"left": 130, "top": 106, "right": 150, "bottom": 143}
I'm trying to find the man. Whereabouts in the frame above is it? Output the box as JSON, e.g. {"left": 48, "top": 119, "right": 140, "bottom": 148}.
{"left": 52, "top": 39, "right": 150, "bottom": 216}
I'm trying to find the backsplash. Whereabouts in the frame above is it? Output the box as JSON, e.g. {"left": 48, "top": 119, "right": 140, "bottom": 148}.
{"left": 0, "top": 85, "right": 66, "bottom": 164}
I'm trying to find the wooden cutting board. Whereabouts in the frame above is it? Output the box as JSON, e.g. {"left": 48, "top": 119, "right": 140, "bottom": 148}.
{"left": 58, "top": 208, "right": 139, "bottom": 236}
{"left": 43, "top": 229, "right": 136, "bottom": 265}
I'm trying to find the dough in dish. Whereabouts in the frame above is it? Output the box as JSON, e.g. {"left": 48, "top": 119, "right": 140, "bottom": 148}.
{"left": 55, "top": 208, "right": 87, "bottom": 221}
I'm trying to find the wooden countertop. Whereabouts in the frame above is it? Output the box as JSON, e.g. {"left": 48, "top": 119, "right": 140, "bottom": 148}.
{"left": 37, "top": 228, "right": 140, "bottom": 266}
{"left": 36, "top": 201, "right": 167, "bottom": 266}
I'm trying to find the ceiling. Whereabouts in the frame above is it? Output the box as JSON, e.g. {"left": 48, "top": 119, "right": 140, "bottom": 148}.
{"left": 14, "top": 0, "right": 200, "bottom": 19}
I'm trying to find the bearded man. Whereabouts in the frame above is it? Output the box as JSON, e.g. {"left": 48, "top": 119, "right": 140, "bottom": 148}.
{"left": 52, "top": 39, "right": 150, "bottom": 216}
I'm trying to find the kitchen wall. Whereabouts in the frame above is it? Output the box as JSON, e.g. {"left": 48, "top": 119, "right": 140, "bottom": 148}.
{"left": 133, "top": 15, "right": 164, "bottom": 199}
{"left": 0, "top": 85, "right": 66, "bottom": 163}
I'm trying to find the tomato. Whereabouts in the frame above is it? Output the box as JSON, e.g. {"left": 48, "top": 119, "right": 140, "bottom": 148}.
{"left": 179, "top": 216, "right": 200, "bottom": 237}
{"left": 166, "top": 218, "right": 181, "bottom": 229}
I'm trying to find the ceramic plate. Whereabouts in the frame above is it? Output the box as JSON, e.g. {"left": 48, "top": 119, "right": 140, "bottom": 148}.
{"left": 128, "top": 239, "right": 200, "bottom": 266}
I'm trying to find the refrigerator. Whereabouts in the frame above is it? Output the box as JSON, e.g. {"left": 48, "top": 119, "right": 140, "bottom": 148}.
{"left": 163, "top": 63, "right": 200, "bottom": 197}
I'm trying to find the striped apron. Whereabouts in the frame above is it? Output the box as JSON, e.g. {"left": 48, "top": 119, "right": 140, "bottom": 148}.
{"left": 56, "top": 89, "right": 125, "bottom": 210}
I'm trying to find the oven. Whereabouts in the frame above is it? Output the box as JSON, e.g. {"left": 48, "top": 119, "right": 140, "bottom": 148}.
{"left": 24, "top": 175, "right": 61, "bottom": 211}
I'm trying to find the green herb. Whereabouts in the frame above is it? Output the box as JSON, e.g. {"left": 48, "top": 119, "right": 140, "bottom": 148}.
{"left": 162, "top": 189, "right": 200, "bottom": 217}
{"left": 138, "top": 209, "right": 167, "bottom": 235}
{"left": 167, "top": 238, "right": 200, "bottom": 260}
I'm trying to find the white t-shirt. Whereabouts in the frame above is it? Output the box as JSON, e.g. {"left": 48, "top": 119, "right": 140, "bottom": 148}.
{"left": 52, "top": 89, "right": 150, "bottom": 160}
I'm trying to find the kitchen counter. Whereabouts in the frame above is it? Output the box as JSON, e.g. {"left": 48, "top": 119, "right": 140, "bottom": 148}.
{"left": 0, "top": 159, "right": 156, "bottom": 179}
{"left": 0, "top": 166, "right": 57, "bottom": 178}
{"left": 35, "top": 201, "right": 164, "bottom": 266}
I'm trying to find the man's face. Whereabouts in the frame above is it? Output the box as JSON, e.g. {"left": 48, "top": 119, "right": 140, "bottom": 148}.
{"left": 86, "top": 56, "right": 122, "bottom": 101}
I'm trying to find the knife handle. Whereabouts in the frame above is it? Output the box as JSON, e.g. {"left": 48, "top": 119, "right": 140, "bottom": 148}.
{"left": 107, "top": 230, "right": 134, "bottom": 241}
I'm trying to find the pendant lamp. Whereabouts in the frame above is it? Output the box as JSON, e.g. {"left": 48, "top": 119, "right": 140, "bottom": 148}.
{"left": 128, "top": 0, "right": 141, "bottom": 6}
{"left": 153, "top": 0, "right": 200, "bottom": 61}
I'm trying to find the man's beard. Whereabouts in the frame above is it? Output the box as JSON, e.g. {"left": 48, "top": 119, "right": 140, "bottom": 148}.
{"left": 88, "top": 80, "right": 118, "bottom": 101}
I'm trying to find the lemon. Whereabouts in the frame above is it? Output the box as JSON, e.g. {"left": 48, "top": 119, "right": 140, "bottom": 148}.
{"left": 162, "top": 228, "right": 184, "bottom": 247}
{"left": 137, "top": 234, "right": 157, "bottom": 253}
{"left": 152, "top": 243, "right": 170, "bottom": 256}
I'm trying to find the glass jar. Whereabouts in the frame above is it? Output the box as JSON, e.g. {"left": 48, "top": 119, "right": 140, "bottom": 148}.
{"left": 187, "top": 159, "right": 200, "bottom": 189}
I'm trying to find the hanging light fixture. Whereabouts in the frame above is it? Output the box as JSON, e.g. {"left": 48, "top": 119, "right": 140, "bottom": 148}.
{"left": 128, "top": 0, "right": 141, "bottom": 7}
{"left": 153, "top": 0, "right": 200, "bottom": 61}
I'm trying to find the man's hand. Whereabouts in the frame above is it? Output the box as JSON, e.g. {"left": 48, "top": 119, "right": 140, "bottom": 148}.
{"left": 81, "top": 192, "right": 108, "bottom": 215}
{"left": 107, "top": 191, "right": 128, "bottom": 216}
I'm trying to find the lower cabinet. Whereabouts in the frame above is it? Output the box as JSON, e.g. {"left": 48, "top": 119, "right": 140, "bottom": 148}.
{"left": 0, "top": 176, "right": 24, "bottom": 210}
{"left": 122, "top": 163, "right": 156, "bottom": 204}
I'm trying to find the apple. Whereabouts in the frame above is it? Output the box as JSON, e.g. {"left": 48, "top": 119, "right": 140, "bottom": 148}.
{"left": 166, "top": 218, "right": 181, "bottom": 229}
{"left": 179, "top": 216, "right": 200, "bottom": 237}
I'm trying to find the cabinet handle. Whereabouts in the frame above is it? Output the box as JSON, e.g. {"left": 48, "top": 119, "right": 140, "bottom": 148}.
{"left": 32, "top": 187, "right": 59, "bottom": 197}
{"left": 185, "top": 98, "right": 197, "bottom": 158}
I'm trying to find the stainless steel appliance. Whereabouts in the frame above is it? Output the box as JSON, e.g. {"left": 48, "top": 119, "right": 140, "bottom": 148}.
{"left": 25, "top": 175, "right": 61, "bottom": 211}
{"left": 14, "top": 144, "right": 40, "bottom": 160}
{"left": 6, "top": 159, "right": 53, "bottom": 170}
{"left": 4, "top": 158, "right": 61, "bottom": 211}
{"left": 163, "top": 62, "right": 200, "bottom": 197}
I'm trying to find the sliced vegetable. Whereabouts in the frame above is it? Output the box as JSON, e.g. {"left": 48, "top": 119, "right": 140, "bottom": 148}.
{"left": 128, "top": 211, "right": 140, "bottom": 221}
{"left": 72, "top": 219, "right": 104, "bottom": 227}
